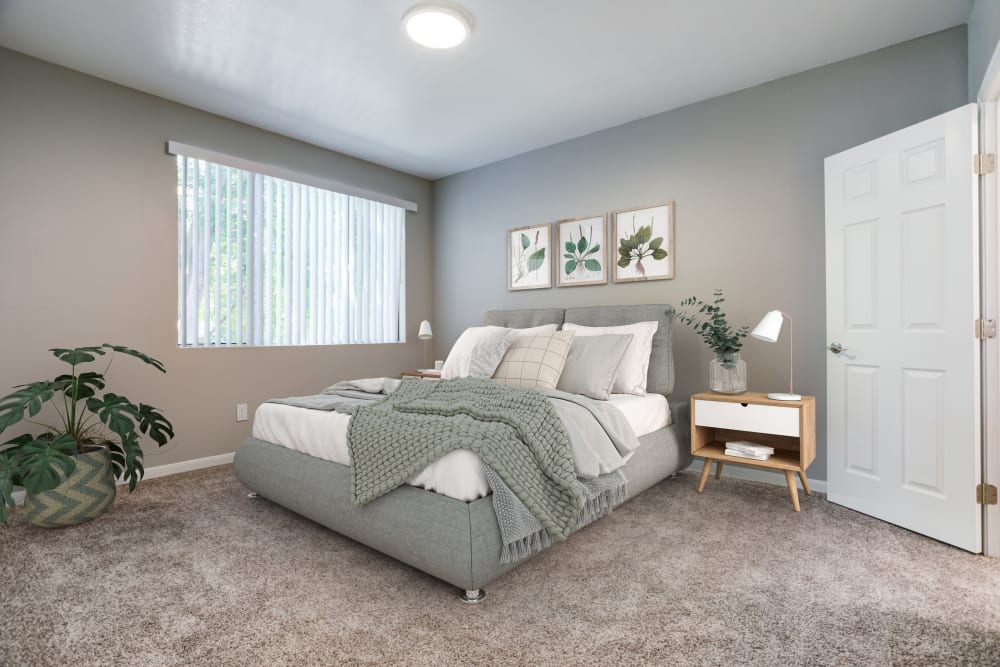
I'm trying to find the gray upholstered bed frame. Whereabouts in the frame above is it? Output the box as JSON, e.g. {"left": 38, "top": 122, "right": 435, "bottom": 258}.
{"left": 233, "top": 305, "right": 692, "bottom": 601}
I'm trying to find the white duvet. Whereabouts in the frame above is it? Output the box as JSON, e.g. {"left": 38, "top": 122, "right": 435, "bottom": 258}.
{"left": 252, "top": 393, "right": 670, "bottom": 502}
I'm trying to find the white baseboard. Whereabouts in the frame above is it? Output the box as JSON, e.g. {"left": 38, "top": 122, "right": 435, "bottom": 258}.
{"left": 138, "top": 452, "right": 235, "bottom": 481}
{"left": 688, "top": 459, "right": 827, "bottom": 493}
{"left": 9, "top": 452, "right": 234, "bottom": 507}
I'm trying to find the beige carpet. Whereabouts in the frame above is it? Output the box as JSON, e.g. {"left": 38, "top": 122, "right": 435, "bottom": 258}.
{"left": 1, "top": 466, "right": 999, "bottom": 666}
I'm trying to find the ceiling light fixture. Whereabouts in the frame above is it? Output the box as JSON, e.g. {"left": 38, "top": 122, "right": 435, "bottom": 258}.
{"left": 403, "top": 4, "right": 473, "bottom": 49}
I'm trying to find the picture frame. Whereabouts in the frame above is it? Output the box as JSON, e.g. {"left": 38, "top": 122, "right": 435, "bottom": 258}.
{"left": 507, "top": 223, "right": 552, "bottom": 290}
{"left": 555, "top": 214, "right": 608, "bottom": 287}
{"left": 613, "top": 201, "right": 675, "bottom": 283}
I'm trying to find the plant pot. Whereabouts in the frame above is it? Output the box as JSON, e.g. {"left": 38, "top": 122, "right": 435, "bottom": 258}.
{"left": 710, "top": 352, "right": 747, "bottom": 394}
{"left": 24, "top": 445, "right": 116, "bottom": 528}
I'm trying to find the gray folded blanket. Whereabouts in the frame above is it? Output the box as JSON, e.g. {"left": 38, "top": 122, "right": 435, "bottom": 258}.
{"left": 349, "top": 377, "right": 582, "bottom": 542}
{"left": 483, "top": 465, "right": 627, "bottom": 563}
{"left": 267, "top": 377, "right": 400, "bottom": 415}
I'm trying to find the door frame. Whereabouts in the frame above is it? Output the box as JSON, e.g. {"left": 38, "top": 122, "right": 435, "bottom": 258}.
{"left": 976, "top": 43, "right": 1000, "bottom": 558}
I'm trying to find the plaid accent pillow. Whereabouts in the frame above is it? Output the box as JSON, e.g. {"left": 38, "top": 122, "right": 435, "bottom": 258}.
{"left": 492, "top": 331, "right": 575, "bottom": 389}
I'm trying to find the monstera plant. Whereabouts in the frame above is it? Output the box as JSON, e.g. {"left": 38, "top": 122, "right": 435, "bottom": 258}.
{"left": 0, "top": 345, "right": 174, "bottom": 526}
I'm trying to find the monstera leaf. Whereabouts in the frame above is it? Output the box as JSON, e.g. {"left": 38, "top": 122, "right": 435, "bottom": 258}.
{"left": 0, "top": 382, "right": 56, "bottom": 431}
{"left": 86, "top": 393, "right": 140, "bottom": 441}
{"left": 50, "top": 346, "right": 106, "bottom": 366}
{"left": 11, "top": 434, "right": 78, "bottom": 494}
{"left": 102, "top": 344, "right": 166, "bottom": 373}
{"left": 138, "top": 403, "right": 175, "bottom": 446}
{"left": 53, "top": 372, "right": 106, "bottom": 402}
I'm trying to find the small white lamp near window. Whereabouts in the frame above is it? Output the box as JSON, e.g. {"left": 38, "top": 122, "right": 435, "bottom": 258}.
{"left": 418, "top": 320, "right": 433, "bottom": 368}
{"left": 751, "top": 310, "right": 801, "bottom": 401}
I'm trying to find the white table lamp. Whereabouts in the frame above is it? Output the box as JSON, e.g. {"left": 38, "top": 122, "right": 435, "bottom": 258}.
{"left": 751, "top": 310, "right": 801, "bottom": 401}
{"left": 418, "top": 320, "right": 433, "bottom": 368}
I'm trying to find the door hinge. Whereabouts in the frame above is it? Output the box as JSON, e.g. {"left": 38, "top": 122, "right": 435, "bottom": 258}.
{"left": 976, "top": 483, "right": 998, "bottom": 505}
{"left": 975, "top": 153, "right": 996, "bottom": 175}
{"left": 975, "top": 319, "right": 997, "bottom": 339}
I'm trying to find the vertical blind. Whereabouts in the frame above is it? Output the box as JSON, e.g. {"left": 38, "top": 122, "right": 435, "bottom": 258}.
{"left": 176, "top": 155, "right": 406, "bottom": 347}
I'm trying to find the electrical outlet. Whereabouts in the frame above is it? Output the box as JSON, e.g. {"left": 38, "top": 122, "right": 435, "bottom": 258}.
{"left": 236, "top": 403, "right": 248, "bottom": 422}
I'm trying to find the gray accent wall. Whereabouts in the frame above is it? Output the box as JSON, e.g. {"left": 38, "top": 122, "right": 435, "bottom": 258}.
{"left": 0, "top": 48, "right": 433, "bottom": 467}
{"left": 432, "top": 27, "right": 968, "bottom": 481}
{"left": 969, "top": 0, "right": 1000, "bottom": 99}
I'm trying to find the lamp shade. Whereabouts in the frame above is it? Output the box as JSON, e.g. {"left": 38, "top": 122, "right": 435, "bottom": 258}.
{"left": 418, "top": 320, "right": 433, "bottom": 340}
{"left": 751, "top": 310, "right": 784, "bottom": 343}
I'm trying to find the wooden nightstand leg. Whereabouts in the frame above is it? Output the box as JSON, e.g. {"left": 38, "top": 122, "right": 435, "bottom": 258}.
{"left": 697, "top": 460, "right": 713, "bottom": 493}
{"left": 798, "top": 470, "right": 812, "bottom": 495}
{"left": 715, "top": 461, "right": 724, "bottom": 479}
{"left": 784, "top": 470, "right": 801, "bottom": 512}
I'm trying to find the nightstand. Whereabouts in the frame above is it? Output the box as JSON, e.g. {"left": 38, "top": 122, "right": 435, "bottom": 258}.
{"left": 400, "top": 371, "right": 441, "bottom": 380}
{"left": 690, "top": 391, "right": 816, "bottom": 511}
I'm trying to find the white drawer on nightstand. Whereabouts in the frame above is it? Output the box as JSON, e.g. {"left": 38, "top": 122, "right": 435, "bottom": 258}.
{"left": 694, "top": 399, "right": 800, "bottom": 437}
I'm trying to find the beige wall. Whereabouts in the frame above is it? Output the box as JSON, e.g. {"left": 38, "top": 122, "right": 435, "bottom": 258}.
{"left": 431, "top": 27, "right": 968, "bottom": 482}
{"left": 0, "top": 48, "right": 433, "bottom": 467}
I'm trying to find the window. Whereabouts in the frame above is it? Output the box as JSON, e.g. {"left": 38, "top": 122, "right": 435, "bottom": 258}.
{"left": 176, "top": 153, "right": 406, "bottom": 347}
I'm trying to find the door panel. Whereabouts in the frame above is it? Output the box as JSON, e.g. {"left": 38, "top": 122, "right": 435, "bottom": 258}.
{"left": 825, "top": 104, "right": 981, "bottom": 552}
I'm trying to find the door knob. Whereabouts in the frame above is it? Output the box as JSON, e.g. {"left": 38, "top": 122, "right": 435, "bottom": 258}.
{"left": 829, "top": 342, "right": 846, "bottom": 354}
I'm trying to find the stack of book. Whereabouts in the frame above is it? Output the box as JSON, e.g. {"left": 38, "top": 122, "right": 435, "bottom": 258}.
{"left": 724, "top": 441, "right": 774, "bottom": 461}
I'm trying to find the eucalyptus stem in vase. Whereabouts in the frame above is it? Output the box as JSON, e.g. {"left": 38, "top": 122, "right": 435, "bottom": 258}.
{"left": 679, "top": 290, "right": 750, "bottom": 394}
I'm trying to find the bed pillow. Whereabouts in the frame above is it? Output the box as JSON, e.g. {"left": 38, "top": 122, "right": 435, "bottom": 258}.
{"left": 562, "top": 321, "right": 659, "bottom": 395}
{"left": 511, "top": 324, "right": 559, "bottom": 337}
{"left": 441, "top": 326, "right": 516, "bottom": 379}
{"left": 491, "top": 331, "right": 575, "bottom": 389}
{"left": 556, "top": 333, "right": 634, "bottom": 400}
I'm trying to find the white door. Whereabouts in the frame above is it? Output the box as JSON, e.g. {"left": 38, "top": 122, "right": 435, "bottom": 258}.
{"left": 825, "top": 103, "right": 982, "bottom": 552}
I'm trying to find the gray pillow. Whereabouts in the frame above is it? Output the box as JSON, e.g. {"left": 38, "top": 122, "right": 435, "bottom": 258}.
{"left": 556, "top": 333, "right": 634, "bottom": 400}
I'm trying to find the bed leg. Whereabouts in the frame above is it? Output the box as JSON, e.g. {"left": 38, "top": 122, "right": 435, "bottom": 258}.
{"left": 460, "top": 589, "right": 486, "bottom": 604}
{"left": 247, "top": 492, "right": 259, "bottom": 498}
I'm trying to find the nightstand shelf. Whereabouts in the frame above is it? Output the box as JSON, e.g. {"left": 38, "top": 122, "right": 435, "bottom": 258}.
{"left": 691, "top": 442, "right": 802, "bottom": 471}
{"left": 690, "top": 391, "right": 816, "bottom": 511}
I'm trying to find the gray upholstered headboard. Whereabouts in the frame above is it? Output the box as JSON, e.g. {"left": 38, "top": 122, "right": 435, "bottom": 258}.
{"left": 483, "top": 304, "right": 675, "bottom": 396}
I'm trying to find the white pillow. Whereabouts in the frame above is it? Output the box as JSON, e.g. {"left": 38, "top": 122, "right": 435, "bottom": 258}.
{"left": 511, "top": 324, "right": 559, "bottom": 337}
{"left": 561, "top": 321, "right": 658, "bottom": 395}
{"left": 441, "top": 326, "right": 516, "bottom": 379}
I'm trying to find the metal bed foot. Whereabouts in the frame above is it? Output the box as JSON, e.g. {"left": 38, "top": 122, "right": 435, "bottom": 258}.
{"left": 460, "top": 589, "right": 485, "bottom": 604}
{"left": 669, "top": 473, "right": 678, "bottom": 478}
{"left": 247, "top": 492, "right": 259, "bottom": 498}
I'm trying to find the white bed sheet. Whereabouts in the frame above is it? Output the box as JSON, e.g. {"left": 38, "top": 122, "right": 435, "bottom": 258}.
{"left": 607, "top": 393, "right": 672, "bottom": 434}
{"left": 251, "top": 392, "right": 671, "bottom": 502}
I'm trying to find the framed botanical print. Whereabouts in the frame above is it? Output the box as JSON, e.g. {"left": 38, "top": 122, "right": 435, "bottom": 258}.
{"left": 508, "top": 223, "right": 551, "bottom": 290}
{"left": 555, "top": 214, "right": 608, "bottom": 287}
{"left": 613, "top": 202, "right": 675, "bottom": 282}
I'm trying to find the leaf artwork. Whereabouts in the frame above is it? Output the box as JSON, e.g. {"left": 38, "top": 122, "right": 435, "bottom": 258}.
{"left": 563, "top": 223, "right": 602, "bottom": 276}
{"left": 513, "top": 229, "right": 547, "bottom": 284}
{"left": 617, "top": 214, "right": 667, "bottom": 278}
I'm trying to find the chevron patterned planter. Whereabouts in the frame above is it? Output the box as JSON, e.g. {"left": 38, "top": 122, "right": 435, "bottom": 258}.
{"left": 25, "top": 446, "right": 116, "bottom": 528}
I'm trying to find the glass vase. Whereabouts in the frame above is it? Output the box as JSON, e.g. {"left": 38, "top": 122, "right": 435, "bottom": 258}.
{"left": 710, "top": 352, "right": 747, "bottom": 394}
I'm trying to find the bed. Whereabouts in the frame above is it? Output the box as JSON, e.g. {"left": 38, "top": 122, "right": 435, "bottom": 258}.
{"left": 232, "top": 304, "right": 692, "bottom": 601}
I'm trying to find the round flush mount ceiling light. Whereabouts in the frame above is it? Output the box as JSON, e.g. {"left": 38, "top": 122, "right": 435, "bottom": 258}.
{"left": 403, "top": 4, "right": 473, "bottom": 49}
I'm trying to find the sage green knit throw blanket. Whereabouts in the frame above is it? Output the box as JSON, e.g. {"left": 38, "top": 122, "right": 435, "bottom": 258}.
{"left": 348, "top": 377, "right": 579, "bottom": 541}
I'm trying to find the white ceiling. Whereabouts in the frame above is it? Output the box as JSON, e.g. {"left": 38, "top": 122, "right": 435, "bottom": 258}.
{"left": 0, "top": 0, "right": 973, "bottom": 179}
